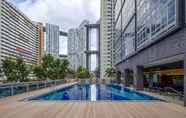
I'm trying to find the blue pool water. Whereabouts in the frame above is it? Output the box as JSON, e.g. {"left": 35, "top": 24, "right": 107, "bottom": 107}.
{"left": 29, "top": 84, "right": 160, "bottom": 101}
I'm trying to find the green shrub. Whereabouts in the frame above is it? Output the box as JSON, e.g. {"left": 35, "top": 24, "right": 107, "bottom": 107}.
{"left": 33, "top": 54, "right": 70, "bottom": 80}
{"left": 76, "top": 66, "right": 90, "bottom": 79}
{"left": 2, "top": 57, "right": 30, "bottom": 82}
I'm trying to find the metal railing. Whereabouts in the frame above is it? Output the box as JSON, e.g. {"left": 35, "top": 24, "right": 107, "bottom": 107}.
{"left": 0, "top": 80, "right": 66, "bottom": 99}
{"left": 164, "top": 87, "right": 184, "bottom": 99}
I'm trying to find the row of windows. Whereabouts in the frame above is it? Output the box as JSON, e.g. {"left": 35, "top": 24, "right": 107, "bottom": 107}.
{"left": 2, "top": 0, "right": 36, "bottom": 32}
{"left": 1, "top": 5, "right": 38, "bottom": 42}
{"left": 1, "top": 9, "right": 37, "bottom": 41}
{"left": 1, "top": 32, "right": 38, "bottom": 57}
{"left": 114, "top": 0, "right": 178, "bottom": 64}
{"left": 136, "top": 0, "right": 176, "bottom": 47}
{"left": 0, "top": 0, "right": 39, "bottom": 64}
{"left": 1, "top": 23, "right": 38, "bottom": 51}
{"left": 45, "top": 24, "right": 59, "bottom": 55}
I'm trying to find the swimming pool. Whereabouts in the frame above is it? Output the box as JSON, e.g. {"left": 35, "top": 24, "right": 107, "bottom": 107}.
{"left": 29, "top": 84, "right": 161, "bottom": 101}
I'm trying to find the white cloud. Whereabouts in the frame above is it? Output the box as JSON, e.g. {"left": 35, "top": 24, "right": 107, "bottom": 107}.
{"left": 10, "top": 0, "right": 100, "bottom": 31}
{"left": 9, "top": 0, "right": 100, "bottom": 56}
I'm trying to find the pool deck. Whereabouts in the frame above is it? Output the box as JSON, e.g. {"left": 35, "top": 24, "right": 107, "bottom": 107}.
{"left": 0, "top": 83, "right": 186, "bottom": 118}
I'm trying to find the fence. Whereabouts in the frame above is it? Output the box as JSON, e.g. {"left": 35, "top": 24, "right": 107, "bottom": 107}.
{"left": 0, "top": 80, "right": 66, "bottom": 99}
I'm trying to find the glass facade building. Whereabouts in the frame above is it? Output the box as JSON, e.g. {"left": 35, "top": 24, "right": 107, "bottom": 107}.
{"left": 68, "top": 20, "right": 89, "bottom": 70}
{"left": 46, "top": 23, "right": 60, "bottom": 58}
{"left": 114, "top": 0, "right": 179, "bottom": 64}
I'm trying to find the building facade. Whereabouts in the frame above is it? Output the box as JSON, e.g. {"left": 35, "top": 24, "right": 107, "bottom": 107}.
{"left": 78, "top": 20, "right": 89, "bottom": 69}
{"left": 100, "top": 0, "right": 115, "bottom": 79}
{"left": 45, "top": 23, "right": 59, "bottom": 58}
{"left": 59, "top": 54, "right": 68, "bottom": 60}
{"left": 37, "top": 22, "right": 44, "bottom": 64}
{"left": 68, "top": 29, "right": 80, "bottom": 70}
{"left": 68, "top": 20, "right": 89, "bottom": 70}
{"left": 114, "top": 0, "right": 186, "bottom": 105}
{"left": 85, "top": 23, "right": 100, "bottom": 72}
{"left": 0, "top": 0, "right": 39, "bottom": 65}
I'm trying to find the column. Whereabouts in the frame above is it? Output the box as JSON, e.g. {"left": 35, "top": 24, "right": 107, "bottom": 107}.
{"left": 134, "top": 66, "right": 144, "bottom": 90}
{"left": 123, "top": 69, "right": 130, "bottom": 87}
{"left": 184, "top": 54, "right": 186, "bottom": 106}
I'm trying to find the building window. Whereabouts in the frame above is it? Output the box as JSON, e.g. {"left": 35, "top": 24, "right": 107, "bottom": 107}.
{"left": 115, "top": 0, "right": 122, "bottom": 21}
{"left": 115, "top": 14, "right": 122, "bottom": 40}
{"left": 123, "top": 18, "right": 135, "bottom": 58}
{"left": 168, "top": 0, "right": 176, "bottom": 25}
{"left": 136, "top": 0, "right": 177, "bottom": 48}
{"left": 122, "top": 0, "right": 135, "bottom": 30}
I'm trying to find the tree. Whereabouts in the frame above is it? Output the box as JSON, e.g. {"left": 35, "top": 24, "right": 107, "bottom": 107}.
{"left": 41, "top": 54, "right": 54, "bottom": 79}
{"left": 33, "top": 65, "right": 45, "bottom": 80}
{"left": 50, "top": 59, "right": 70, "bottom": 80}
{"left": 49, "top": 58, "right": 62, "bottom": 80}
{"left": 59, "top": 59, "right": 69, "bottom": 79}
{"left": 76, "top": 66, "right": 90, "bottom": 79}
{"left": 94, "top": 67, "right": 100, "bottom": 78}
{"left": 33, "top": 54, "right": 70, "bottom": 80}
{"left": 105, "top": 67, "right": 122, "bottom": 83}
{"left": 105, "top": 67, "right": 117, "bottom": 78}
{"left": 2, "top": 58, "right": 17, "bottom": 82}
{"left": 15, "top": 57, "right": 30, "bottom": 82}
{"left": 2, "top": 57, "right": 30, "bottom": 82}
{"left": 0, "top": 66, "right": 4, "bottom": 78}
{"left": 67, "top": 69, "right": 75, "bottom": 78}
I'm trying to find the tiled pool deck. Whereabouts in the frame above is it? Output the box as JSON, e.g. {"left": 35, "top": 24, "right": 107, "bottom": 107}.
{"left": 0, "top": 82, "right": 186, "bottom": 118}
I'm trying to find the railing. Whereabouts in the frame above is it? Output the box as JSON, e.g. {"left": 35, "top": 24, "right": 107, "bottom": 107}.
{"left": 164, "top": 87, "right": 184, "bottom": 99}
{"left": 78, "top": 79, "right": 119, "bottom": 85}
{"left": 0, "top": 80, "right": 66, "bottom": 99}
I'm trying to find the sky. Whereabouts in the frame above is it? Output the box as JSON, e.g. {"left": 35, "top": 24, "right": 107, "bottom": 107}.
{"left": 9, "top": 0, "right": 100, "bottom": 55}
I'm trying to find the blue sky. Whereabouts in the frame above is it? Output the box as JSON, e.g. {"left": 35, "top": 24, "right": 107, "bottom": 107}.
{"left": 9, "top": 0, "right": 100, "bottom": 55}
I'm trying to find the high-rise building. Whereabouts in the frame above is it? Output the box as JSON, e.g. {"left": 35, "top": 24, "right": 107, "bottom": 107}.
{"left": 68, "top": 20, "right": 89, "bottom": 70}
{"left": 45, "top": 23, "right": 59, "bottom": 58}
{"left": 79, "top": 20, "right": 89, "bottom": 69}
{"left": 68, "top": 29, "right": 80, "bottom": 70}
{"left": 37, "top": 22, "right": 44, "bottom": 64}
{"left": 114, "top": 0, "right": 186, "bottom": 105}
{"left": 100, "top": 0, "right": 115, "bottom": 79}
{"left": 85, "top": 23, "right": 100, "bottom": 72}
{"left": 0, "top": 0, "right": 39, "bottom": 65}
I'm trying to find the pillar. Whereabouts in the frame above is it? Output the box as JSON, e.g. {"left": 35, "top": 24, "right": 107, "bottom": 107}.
{"left": 134, "top": 66, "right": 144, "bottom": 90}
{"left": 123, "top": 69, "right": 130, "bottom": 87}
{"left": 184, "top": 54, "right": 186, "bottom": 106}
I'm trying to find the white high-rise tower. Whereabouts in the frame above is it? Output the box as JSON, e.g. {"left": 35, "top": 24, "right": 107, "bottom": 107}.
{"left": 100, "top": 0, "right": 115, "bottom": 79}
{"left": 46, "top": 23, "right": 60, "bottom": 58}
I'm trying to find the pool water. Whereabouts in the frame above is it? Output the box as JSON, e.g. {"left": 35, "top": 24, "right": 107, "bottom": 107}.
{"left": 30, "top": 84, "right": 160, "bottom": 101}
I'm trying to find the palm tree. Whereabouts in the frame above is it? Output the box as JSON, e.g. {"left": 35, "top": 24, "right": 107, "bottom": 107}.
{"left": 76, "top": 66, "right": 90, "bottom": 79}
{"left": 16, "top": 57, "right": 30, "bottom": 82}
{"left": 105, "top": 67, "right": 117, "bottom": 79}
{"left": 33, "top": 65, "right": 45, "bottom": 80}
{"left": 33, "top": 55, "right": 70, "bottom": 80}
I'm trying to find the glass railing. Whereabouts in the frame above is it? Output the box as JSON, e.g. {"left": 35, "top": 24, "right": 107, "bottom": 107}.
{"left": 0, "top": 80, "right": 66, "bottom": 99}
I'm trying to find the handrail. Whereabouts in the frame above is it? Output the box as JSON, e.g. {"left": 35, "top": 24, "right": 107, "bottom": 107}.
{"left": 164, "top": 87, "right": 184, "bottom": 97}
{"left": 0, "top": 80, "right": 65, "bottom": 87}
{"left": 0, "top": 79, "right": 67, "bottom": 98}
